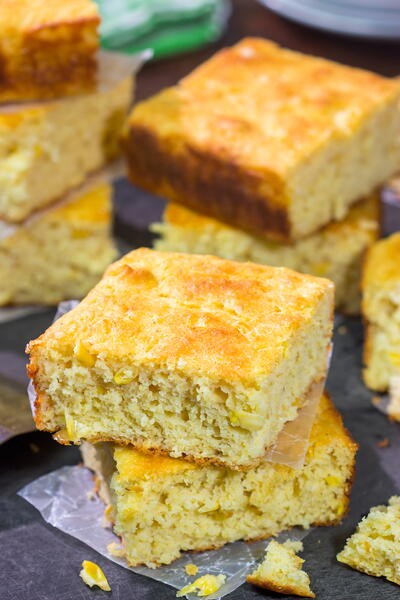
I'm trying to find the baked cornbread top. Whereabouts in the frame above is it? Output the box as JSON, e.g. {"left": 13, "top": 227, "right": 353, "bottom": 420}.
{"left": 363, "top": 233, "right": 400, "bottom": 288}
{"left": 128, "top": 38, "right": 400, "bottom": 179}
{"left": 113, "top": 395, "right": 356, "bottom": 481}
{"left": 28, "top": 248, "right": 333, "bottom": 384}
{"left": 0, "top": 0, "right": 99, "bottom": 33}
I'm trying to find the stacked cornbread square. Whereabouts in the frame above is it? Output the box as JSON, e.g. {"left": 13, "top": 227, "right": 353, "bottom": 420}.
{"left": 28, "top": 248, "right": 334, "bottom": 470}
{"left": 123, "top": 38, "right": 400, "bottom": 313}
{"left": 362, "top": 233, "right": 400, "bottom": 392}
{"left": 27, "top": 248, "right": 357, "bottom": 566}
{"left": 0, "top": 0, "right": 134, "bottom": 306}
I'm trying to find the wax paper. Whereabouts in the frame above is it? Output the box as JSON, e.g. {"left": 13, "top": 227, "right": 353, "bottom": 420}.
{"left": 18, "top": 464, "right": 310, "bottom": 599}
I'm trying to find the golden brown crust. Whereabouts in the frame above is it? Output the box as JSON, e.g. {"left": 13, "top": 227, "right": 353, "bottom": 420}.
{"left": 27, "top": 247, "right": 333, "bottom": 386}
{"left": 0, "top": 0, "right": 99, "bottom": 102}
{"left": 246, "top": 575, "right": 315, "bottom": 598}
{"left": 123, "top": 124, "right": 292, "bottom": 243}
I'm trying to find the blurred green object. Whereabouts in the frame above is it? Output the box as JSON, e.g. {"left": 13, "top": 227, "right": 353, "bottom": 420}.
{"left": 95, "top": 0, "right": 231, "bottom": 59}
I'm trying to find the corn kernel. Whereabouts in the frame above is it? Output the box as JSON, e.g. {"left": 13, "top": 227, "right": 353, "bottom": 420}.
{"left": 336, "top": 499, "right": 346, "bottom": 516}
{"left": 388, "top": 352, "right": 400, "bottom": 366}
{"left": 65, "top": 411, "right": 77, "bottom": 442}
{"left": 79, "top": 560, "right": 111, "bottom": 592}
{"left": 113, "top": 368, "right": 135, "bottom": 385}
{"left": 325, "top": 475, "right": 341, "bottom": 486}
{"left": 74, "top": 341, "right": 96, "bottom": 367}
{"left": 185, "top": 563, "right": 199, "bottom": 576}
{"left": 229, "top": 410, "right": 264, "bottom": 431}
{"left": 176, "top": 574, "right": 226, "bottom": 597}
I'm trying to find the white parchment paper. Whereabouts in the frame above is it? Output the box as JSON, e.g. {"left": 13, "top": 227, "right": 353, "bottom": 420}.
{"left": 18, "top": 465, "right": 310, "bottom": 599}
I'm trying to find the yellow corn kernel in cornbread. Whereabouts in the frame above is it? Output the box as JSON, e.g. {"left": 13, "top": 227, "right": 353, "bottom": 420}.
{"left": 153, "top": 194, "right": 379, "bottom": 315}
{"left": 123, "top": 37, "right": 400, "bottom": 242}
{"left": 337, "top": 496, "right": 400, "bottom": 585}
{"left": 0, "top": 0, "right": 99, "bottom": 102}
{"left": 0, "top": 53, "right": 133, "bottom": 224}
{"left": 80, "top": 560, "right": 111, "bottom": 592}
{"left": 0, "top": 177, "right": 117, "bottom": 306}
{"left": 247, "top": 540, "right": 314, "bottom": 597}
{"left": 28, "top": 249, "right": 334, "bottom": 470}
{"left": 362, "top": 233, "right": 400, "bottom": 391}
{"left": 81, "top": 395, "right": 357, "bottom": 567}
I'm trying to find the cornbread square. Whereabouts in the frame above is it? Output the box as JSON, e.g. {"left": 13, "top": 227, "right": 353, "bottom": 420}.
{"left": 362, "top": 233, "right": 400, "bottom": 391}
{"left": 123, "top": 37, "right": 400, "bottom": 242}
{"left": 153, "top": 193, "right": 379, "bottom": 315}
{"left": 81, "top": 395, "right": 357, "bottom": 567}
{"left": 247, "top": 540, "right": 314, "bottom": 598}
{"left": 337, "top": 496, "right": 400, "bottom": 585}
{"left": 0, "top": 0, "right": 99, "bottom": 103}
{"left": 0, "top": 53, "right": 133, "bottom": 223}
{"left": 27, "top": 248, "right": 334, "bottom": 470}
{"left": 0, "top": 176, "right": 117, "bottom": 306}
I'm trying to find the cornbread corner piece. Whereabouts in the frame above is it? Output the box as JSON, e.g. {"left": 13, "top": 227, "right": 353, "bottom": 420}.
{"left": 246, "top": 540, "right": 314, "bottom": 598}
{"left": 27, "top": 248, "right": 334, "bottom": 470}
{"left": 123, "top": 37, "right": 400, "bottom": 242}
{"left": 337, "top": 496, "right": 400, "bottom": 585}
{"left": 0, "top": 177, "right": 117, "bottom": 306}
{"left": 0, "top": 54, "right": 133, "bottom": 224}
{"left": 0, "top": 0, "right": 99, "bottom": 103}
{"left": 362, "top": 232, "right": 400, "bottom": 391}
{"left": 81, "top": 395, "right": 357, "bottom": 567}
{"left": 153, "top": 193, "right": 379, "bottom": 315}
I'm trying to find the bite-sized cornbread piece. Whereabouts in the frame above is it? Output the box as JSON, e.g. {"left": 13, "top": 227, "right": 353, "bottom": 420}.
{"left": 247, "top": 540, "right": 314, "bottom": 597}
{"left": 362, "top": 233, "right": 400, "bottom": 391}
{"left": 0, "top": 177, "right": 117, "bottom": 306}
{"left": 81, "top": 395, "right": 357, "bottom": 567}
{"left": 0, "top": 54, "right": 133, "bottom": 223}
{"left": 0, "top": 0, "right": 99, "bottom": 102}
{"left": 27, "top": 249, "right": 334, "bottom": 470}
{"left": 123, "top": 37, "right": 400, "bottom": 242}
{"left": 337, "top": 496, "right": 400, "bottom": 585}
{"left": 154, "top": 194, "right": 379, "bottom": 315}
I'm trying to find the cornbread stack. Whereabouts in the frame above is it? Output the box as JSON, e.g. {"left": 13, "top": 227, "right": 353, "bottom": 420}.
{"left": 0, "top": 0, "right": 135, "bottom": 306}
{"left": 27, "top": 248, "right": 357, "bottom": 568}
{"left": 122, "top": 38, "right": 400, "bottom": 314}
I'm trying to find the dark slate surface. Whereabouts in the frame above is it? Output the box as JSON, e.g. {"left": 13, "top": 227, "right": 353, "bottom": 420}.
{"left": 0, "top": 179, "right": 399, "bottom": 600}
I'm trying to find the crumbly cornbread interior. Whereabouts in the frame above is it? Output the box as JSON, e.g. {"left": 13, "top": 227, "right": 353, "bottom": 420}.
{"left": 153, "top": 194, "right": 379, "bottom": 315}
{"left": 81, "top": 395, "right": 356, "bottom": 568}
{"left": 362, "top": 233, "right": 400, "bottom": 391}
{"left": 337, "top": 496, "right": 400, "bottom": 585}
{"left": 0, "top": 61, "right": 132, "bottom": 223}
{"left": 28, "top": 249, "right": 333, "bottom": 469}
{"left": 0, "top": 181, "right": 117, "bottom": 306}
{"left": 247, "top": 540, "right": 314, "bottom": 598}
{"left": 125, "top": 38, "right": 400, "bottom": 241}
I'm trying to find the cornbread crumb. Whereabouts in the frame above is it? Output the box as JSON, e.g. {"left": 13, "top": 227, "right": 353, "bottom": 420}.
{"left": 362, "top": 233, "right": 400, "bottom": 391}
{"left": 376, "top": 438, "right": 389, "bottom": 448}
{"left": 124, "top": 37, "right": 400, "bottom": 242}
{"left": 0, "top": 179, "right": 117, "bottom": 306}
{"left": 185, "top": 563, "right": 199, "bottom": 576}
{"left": 247, "top": 540, "right": 314, "bottom": 597}
{"left": 107, "top": 542, "right": 125, "bottom": 558}
{"left": 79, "top": 560, "right": 111, "bottom": 591}
{"left": 177, "top": 574, "right": 226, "bottom": 597}
{"left": 28, "top": 248, "right": 334, "bottom": 470}
{"left": 337, "top": 496, "right": 400, "bottom": 585}
{"left": 82, "top": 396, "right": 356, "bottom": 567}
{"left": 153, "top": 195, "right": 379, "bottom": 315}
{"left": 338, "top": 326, "right": 348, "bottom": 335}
